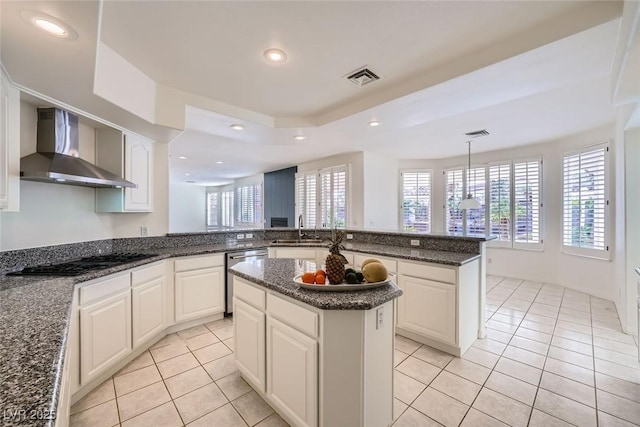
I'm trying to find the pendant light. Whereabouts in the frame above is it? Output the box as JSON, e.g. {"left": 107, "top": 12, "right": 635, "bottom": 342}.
{"left": 459, "top": 141, "right": 481, "bottom": 210}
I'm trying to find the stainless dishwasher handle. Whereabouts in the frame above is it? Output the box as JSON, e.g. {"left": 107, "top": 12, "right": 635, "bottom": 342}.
{"left": 229, "top": 254, "right": 268, "bottom": 260}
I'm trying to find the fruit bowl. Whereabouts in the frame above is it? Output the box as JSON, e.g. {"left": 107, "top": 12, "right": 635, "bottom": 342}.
{"left": 293, "top": 273, "right": 395, "bottom": 292}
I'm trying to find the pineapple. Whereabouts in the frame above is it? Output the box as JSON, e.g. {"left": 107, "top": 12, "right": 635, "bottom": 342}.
{"left": 325, "top": 230, "right": 348, "bottom": 284}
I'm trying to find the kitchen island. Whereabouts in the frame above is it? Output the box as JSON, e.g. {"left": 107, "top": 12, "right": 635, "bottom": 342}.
{"left": 230, "top": 258, "right": 402, "bottom": 427}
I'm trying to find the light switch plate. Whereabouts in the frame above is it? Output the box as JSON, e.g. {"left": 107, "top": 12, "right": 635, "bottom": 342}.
{"left": 410, "top": 239, "right": 420, "bottom": 246}
{"left": 245, "top": 233, "right": 253, "bottom": 239}
{"left": 237, "top": 234, "right": 245, "bottom": 239}
{"left": 346, "top": 234, "right": 354, "bottom": 240}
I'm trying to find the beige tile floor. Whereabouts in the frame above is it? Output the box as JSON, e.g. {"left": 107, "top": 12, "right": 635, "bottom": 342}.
{"left": 71, "top": 276, "right": 640, "bottom": 426}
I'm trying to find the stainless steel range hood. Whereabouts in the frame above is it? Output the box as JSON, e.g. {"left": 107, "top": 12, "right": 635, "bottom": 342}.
{"left": 20, "top": 108, "right": 136, "bottom": 188}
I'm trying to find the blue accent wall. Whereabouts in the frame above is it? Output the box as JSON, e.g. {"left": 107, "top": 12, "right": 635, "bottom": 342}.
{"left": 264, "top": 166, "right": 297, "bottom": 227}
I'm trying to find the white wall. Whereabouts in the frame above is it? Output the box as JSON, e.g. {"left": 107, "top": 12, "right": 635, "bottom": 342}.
{"left": 399, "top": 124, "right": 617, "bottom": 300}
{"left": 297, "top": 151, "right": 364, "bottom": 228}
{"left": 169, "top": 183, "right": 206, "bottom": 232}
{"left": 0, "top": 101, "right": 169, "bottom": 251}
{"left": 623, "top": 126, "right": 640, "bottom": 335}
{"left": 363, "top": 151, "right": 398, "bottom": 230}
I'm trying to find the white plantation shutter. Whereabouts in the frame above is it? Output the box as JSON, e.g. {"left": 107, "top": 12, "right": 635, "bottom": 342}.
{"left": 320, "top": 165, "right": 348, "bottom": 229}
{"left": 401, "top": 170, "right": 432, "bottom": 232}
{"left": 513, "top": 159, "right": 541, "bottom": 245}
{"left": 489, "top": 163, "right": 511, "bottom": 243}
{"left": 235, "top": 182, "right": 262, "bottom": 226}
{"left": 206, "top": 192, "right": 219, "bottom": 228}
{"left": 445, "top": 169, "right": 464, "bottom": 233}
{"left": 295, "top": 172, "right": 317, "bottom": 228}
{"left": 221, "top": 190, "right": 234, "bottom": 227}
{"left": 466, "top": 167, "right": 486, "bottom": 234}
{"left": 562, "top": 145, "right": 608, "bottom": 256}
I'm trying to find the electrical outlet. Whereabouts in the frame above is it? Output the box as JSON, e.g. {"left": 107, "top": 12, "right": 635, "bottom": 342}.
{"left": 237, "top": 234, "right": 245, "bottom": 240}
{"left": 140, "top": 226, "right": 148, "bottom": 236}
{"left": 245, "top": 233, "right": 253, "bottom": 239}
{"left": 346, "top": 234, "right": 354, "bottom": 240}
{"left": 376, "top": 306, "right": 384, "bottom": 329}
{"left": 410, "top": 239, "right": 420, "bottom": 246}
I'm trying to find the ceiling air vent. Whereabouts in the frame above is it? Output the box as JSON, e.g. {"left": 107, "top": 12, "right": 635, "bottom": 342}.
{"left": 345, "top": 67, "right": 380, "bottom": 87}
{"left": 465, "top": 129, "right": 490, "bottom": 138}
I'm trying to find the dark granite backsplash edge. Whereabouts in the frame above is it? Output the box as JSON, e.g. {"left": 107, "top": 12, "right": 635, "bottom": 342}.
{"left": 1, "top": 228, "right": 491, "bottom": 274}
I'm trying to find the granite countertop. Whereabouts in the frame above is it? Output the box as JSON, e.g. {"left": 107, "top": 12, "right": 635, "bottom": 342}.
{"left": 230, "top": 258, "right": 403, "bottom": 310}
{"left": 0, "top": 238, "right": 480, "bottom": 426}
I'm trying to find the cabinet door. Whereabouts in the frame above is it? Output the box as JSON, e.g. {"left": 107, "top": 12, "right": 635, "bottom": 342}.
{"left": 175, "top": 266, "right": 224, "bottom": 322}
{"left": 80, "top": 290, "right": 132, "bottom": 385}
{"left": 273, "top": 247, "right": 317, "bottom": 260}
{"left": 267, "top": 317, "right": 317, "bottom": 427}
{"left": 234, "top": 298, "right": 266, "bottom": 392}
{"left": 132, "top": 277, "right": 165, "bottom": 348}
{"left": 124, "top": 133, "right": 153, "bottom": 211}
{"left": 398, "top": 275, "right": 456, "bottom": 345}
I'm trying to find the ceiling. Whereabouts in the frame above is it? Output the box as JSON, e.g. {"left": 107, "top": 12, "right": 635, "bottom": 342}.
{"left": 0, "top": 1, "right": 631, "bottom": 186}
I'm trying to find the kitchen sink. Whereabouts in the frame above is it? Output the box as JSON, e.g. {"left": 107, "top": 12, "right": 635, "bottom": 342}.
{"left": 271, "top": 239, "right": 324, "bottom": 244}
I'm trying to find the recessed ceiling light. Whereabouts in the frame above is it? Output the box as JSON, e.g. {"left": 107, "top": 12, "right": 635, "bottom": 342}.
{"left": 21, "top": 10, "right": 77, "bottom": 39}
{"left": 178, "top": 156, "right": 187, "bottom": 160}
{"left": 230, "top": 124, "right": 244, "bottom": 131}
{"left": 294, "top": 135, "right": 306, "bottom": 141}
{"left": 216, "top": 161, "right": 223, "bottom": 164}
{"left": 185, "top": 173, "right": 190, "bottom": 176}
{"left": 368, "top": 120, "right": 380, "bottom": 127}
{"left": 264, "top": 48, "right": 287, "bottom": 64}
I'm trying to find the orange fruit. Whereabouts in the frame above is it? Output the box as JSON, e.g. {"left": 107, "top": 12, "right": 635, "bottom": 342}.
{"left": 316, "top": 269, "right": 326, "bottom": 277}
{"left": 301, "top": 272, "right": 315, "bottom": 284}
{"left": 315, "top": 275, "right": 326, "bottom": 285}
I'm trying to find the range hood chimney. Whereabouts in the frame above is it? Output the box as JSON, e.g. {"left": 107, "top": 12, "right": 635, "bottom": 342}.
{"left": 20, "top": 108, "right": 136, "bottom": 188}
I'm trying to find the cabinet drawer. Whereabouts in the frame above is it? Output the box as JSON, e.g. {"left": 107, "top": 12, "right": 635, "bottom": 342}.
{"left": 80, "top": 273, "right": 131, "bottom": 305}
{"left": 267, "top": 294, "right": 318, "bottom": 338}
{"left": 132, "top": 261, "right": 165, "bottom": 287}
{"left": 175, "top": 254, "right": 224, "bottom": 272}
{"left": 354, "top": 254, "right": 397, "bottom": 273}
{"left": 235, "top": 278, "right": 266, "bottom": 310}
{"left": 399, "top": 261, "right": 456, "bottom": 284}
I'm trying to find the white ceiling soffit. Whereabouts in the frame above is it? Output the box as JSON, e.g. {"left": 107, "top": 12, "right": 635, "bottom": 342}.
{"left": 98, "top": 0, "right": 621, "bottom": 128}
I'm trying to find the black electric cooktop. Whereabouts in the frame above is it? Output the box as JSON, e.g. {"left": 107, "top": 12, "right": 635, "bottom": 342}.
{"left": 8, "top": 253, "right": 158, "bottom": 276}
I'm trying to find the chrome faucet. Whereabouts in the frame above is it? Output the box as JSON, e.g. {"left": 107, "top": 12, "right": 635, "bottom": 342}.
{"left": 298, "top": 214, "right": 304, "bottom": 242}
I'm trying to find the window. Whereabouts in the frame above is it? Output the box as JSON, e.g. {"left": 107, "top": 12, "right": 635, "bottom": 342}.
{"left": 445, "top": 159, "right": 542, "bottom": 249}
{"left": 489, "top": 163, "right": 511, "bottom": 242}
{"left": 514, "top": 160, "right": 541, "bottom": 246}
{"left": 445, "top": 169, "right": 464, "bottom": 233}
{"left": 221, "top": 190, "right": 234, "bottom": 228}
{"left": 562, "top": 144, "right": 608, "bottom": 258}
{"left": 206, "top": 192, "right": 219, "bottom": 228}
{"left": 295, "top": 171, "right": 317, "bottom": 228}
{"left": 320, "top": 166, "right": 348, "bottom": 228}
{"left": 235, "top": 182, "right": 262, "bottom": 227}
{"left": 295, "top": 164, "right": 349, "bottom": 229}
{"left": 206, "top": 188, "right": 234, "bottom": 229}
{"left": 401, "top": 170, "right": 432, "bottom": 232}
{"left": 467, "top": 167, "right": 486, "bottom": 234}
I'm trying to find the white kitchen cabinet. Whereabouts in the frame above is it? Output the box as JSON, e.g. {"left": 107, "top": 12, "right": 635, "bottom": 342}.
{"left": 132, "top": 262, "right": 166, "bottom": 348}
{"left": 396, "top": 259, "right": 479, "bottom": 356}
{"left": 95, "top": 128, "right": 153, "bottom": 212}
{"left": 174, "top": 255, "right": 225, "bottom": 323}
{"left": 267, "top": 316, "right": 318, "bottom": 427}
{"left": 398, "top": 276, "right": 456, "bottom": 345}
{"left": 132, "top": 277, "right": 165, "bottom": 348}
{"left": 270, "top": 247, "right": 317, "bottom": 261}
{"left": 0, "top": 70, "right": 20, "bottom": 212}
{"left": 80, "top": 289, "right": 132, "bottom": 385}
{"left": 234, "top": 298, "right": 266, "bottom": 392}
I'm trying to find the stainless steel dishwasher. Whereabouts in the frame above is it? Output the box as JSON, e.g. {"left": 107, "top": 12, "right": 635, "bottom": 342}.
{"left": 225, "top": 249, "right": 268, "bottom": 315}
